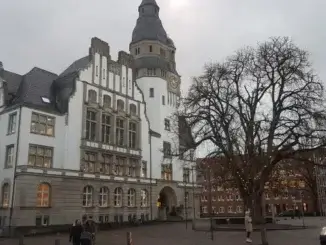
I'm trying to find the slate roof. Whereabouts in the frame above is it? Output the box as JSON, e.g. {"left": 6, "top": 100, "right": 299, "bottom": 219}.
{"left": 59, "top": 56, "right": 89, "bottom": 77}
{"left": 3, "top": 70, "right": 22, "bottom": 95}
{"left": 13, "top": 67, "right": 58, "bottom": 111}
{"left": 131, "top": 0, "right": 175, "bottom": 48}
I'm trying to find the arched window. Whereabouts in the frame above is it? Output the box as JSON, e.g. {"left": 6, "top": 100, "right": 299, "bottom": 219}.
{"left": 140, "top": 189, "right": 148, "bottom": 207}
{"left": 114, "top": 187, "right": 122, "bottom": 207}
{"left": 37, "top": 183, "right": 50, "bottom": 207}
{"left": 129, "top": 104, "right": 137, "bottom": 116}
{"left": 99, "top": 187, "right": 109, "bottom": 207}
{"left": 82, "top": 186, "right": 93, "bottom": 207}
{"left": 127, "top": 188, "right": 136, "bottom": 207}
{"left": 103, "top": 95, "right": 111, "bottom": 108}
{"left": 88, "top": 90, "right": 97, "bottom": 103}
{"left": 1, "top": 183, "right": 9, "bottom": 207}
{"left": 117, "top": 99, "right": 124, "bottom": 111}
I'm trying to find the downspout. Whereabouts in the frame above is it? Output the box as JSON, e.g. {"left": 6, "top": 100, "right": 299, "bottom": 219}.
{"left": 149, "top": 133, "right": 153, "bottom": 220}
{"left": 8, "top": 105, "right": 22, "bottom": 235}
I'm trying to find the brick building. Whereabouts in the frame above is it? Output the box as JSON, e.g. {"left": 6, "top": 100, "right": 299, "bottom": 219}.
{"left": 197, "top": 157, "right": 316, "bottom": 217}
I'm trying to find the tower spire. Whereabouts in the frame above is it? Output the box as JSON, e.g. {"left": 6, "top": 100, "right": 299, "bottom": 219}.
{"left": 131, "top": 0, "right": 174, "bottom": 48}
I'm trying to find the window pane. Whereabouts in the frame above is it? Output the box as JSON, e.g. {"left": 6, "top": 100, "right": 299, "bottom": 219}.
{"left": 46, "top": 125, "right": 54, "bottom": 136}
{"left": 36, "top": 157, "right": 43, "bottom": 167}
{"left": 39, "top": 116, "right": 46, "bottom": 123}
{"left": 37, "top": 147, "right": 44, "bottom": 156}
{"left": 39, "top": 124, "right": 46, "bottom": 134}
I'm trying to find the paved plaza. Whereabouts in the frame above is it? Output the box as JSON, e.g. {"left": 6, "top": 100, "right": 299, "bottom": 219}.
{"left": 0, "top": 219, "right": 324, "bottom": 245}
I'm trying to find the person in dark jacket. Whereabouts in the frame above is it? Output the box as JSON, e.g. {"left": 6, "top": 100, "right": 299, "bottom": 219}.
{"left": 80, "top": 222, "right": 93, "bottom": 245}
{"left": 69, "top": 219, "right": 82, "bottom": 245}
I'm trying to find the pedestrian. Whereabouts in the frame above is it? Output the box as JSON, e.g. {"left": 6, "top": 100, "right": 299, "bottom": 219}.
{"left": 80, "top": 222, "right": 93, "bottom": 245}
{"left": 69, "top": 219, "right": 82, "bottom": 245}
{"left": 245, "top": 210, "right": 253, "bottom": 243}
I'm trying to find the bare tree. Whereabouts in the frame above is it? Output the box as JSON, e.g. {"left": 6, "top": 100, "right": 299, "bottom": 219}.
{"left": 176, "top": 37, "right": 326, "bottom": 245}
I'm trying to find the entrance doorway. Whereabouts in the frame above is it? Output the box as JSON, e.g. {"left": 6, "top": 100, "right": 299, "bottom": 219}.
{"left": 157, "top": 186, "right": 177, "bottom": 219}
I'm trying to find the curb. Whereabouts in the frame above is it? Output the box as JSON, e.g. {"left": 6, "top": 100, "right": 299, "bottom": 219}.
{"left": 193, "top": 225, "right": 314, "bottom": 232}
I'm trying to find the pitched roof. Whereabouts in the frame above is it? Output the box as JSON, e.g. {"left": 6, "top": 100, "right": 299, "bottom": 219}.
{"left": 59, "top": 56, "right": 90, "bottom": 77}
{"left": 3, "top": 70, "right": 22, "bottom": 95}
{"left": 13, "top": 67, "right": 58, "bottom": 111}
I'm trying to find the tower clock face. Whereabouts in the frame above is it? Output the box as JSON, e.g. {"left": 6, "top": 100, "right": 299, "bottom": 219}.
{"left": 170, "top": 76, "right": 178, "bottom": 89}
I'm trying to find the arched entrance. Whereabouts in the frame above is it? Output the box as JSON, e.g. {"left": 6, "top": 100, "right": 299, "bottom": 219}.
{"left": 157, "top": 186, "right": 177, "bottom": 220}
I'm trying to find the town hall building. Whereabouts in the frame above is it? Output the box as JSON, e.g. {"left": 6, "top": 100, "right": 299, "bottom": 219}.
{"left": 0, "top": 0, "right": 200, "bottom": 231}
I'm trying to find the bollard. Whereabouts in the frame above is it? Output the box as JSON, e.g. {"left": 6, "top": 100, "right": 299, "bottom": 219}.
{"left": 54, "top": 238, "right": 60, "bottom": 245}
{"left": 126, "top": 231, "right": 133, "bottom": 245}
{"left": 18, "top": 234, "right": 24, "bottom": 245}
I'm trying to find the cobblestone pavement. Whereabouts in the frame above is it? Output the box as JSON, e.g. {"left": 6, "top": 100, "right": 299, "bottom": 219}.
{"left": 0, "top": 222, "right": 322, "bottom": 245}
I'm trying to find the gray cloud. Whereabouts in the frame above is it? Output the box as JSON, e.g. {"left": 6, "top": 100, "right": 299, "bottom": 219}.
{"left": 1, "top": 0, "right": 326, "bottom": 93}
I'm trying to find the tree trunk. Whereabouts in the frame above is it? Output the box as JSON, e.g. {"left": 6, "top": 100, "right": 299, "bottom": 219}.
{"left": 254, "top": 193, "right": 269, "bottom": 245}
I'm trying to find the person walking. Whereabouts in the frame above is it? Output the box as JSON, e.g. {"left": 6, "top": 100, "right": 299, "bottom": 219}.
{"left": 80, "top": 222, "right": 93, "bottom": 245}
{"left": 245, "top": 210, "right": 253, "bottom": 243}
{"left": 69, "top": 219, "right": 82, "bottom": 245}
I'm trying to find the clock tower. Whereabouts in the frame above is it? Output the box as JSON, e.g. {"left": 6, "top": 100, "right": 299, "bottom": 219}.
{"left": 130, "top": 0, "right": 183, "bottom": 181}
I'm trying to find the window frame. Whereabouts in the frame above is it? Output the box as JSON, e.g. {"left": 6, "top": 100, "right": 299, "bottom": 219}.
{"left": 164, "top": 119, "right": 170, "bottom": 131}
{"left": 128, "top": 121, "right": 137, "bottom": 149}
{"left": 127, "top": 188, "right": 136, "bottom": 207}
{"left": 101, "top": 113, "right": 111, "bottom": 144}
{"left": 5, "top": 145, "right": 14, "bottom": 168}
{"left": 140, "top": 189, "right": 148, "bottom": 207}
{"left": 114, "top": 188, "right": 123, "bottom": 207}
{"left": 1, "top": 183, "right": 9, "bottom": 208}
{"left": 103, "top": 95, "right": 111, "bottom": 108}
{"left": 149, "top": 88, "right": 154, "bottom": 97}
{"left": 82, "top": 186, "right": 93, "bottom": 207}
{"left": 99, "top": 187, "right": 109, "bottom": 207}
{"left": 117, "top": 99, "right": 125, "bottom": 112}
{"left": 116, "top": 118, "right": 125, "bottom": 147}
{"left": 129, "top": 104, "right": 137, "bottom": 116}
{"left": 7, "top": 113, "right": 17, "bottom": 135}
{"left": 28, "top": 145, "right": 53, "bottom": 168}
{"left": 88, "top": 89, "right": 97, "bottom": 103}
{"left": 30, "top": 112, "right": 55, "bottom": 137}
{"left": 37, "top": 183, "right": 51, "bottom": 207}
{"left": 86, "top": 109, "right": 97, "bottom": 141}
{"left": 163, "top": 141, "right": 172, "bottom": 158}
{"left": 83, "top": 152, "right": 96, "bottom": 173}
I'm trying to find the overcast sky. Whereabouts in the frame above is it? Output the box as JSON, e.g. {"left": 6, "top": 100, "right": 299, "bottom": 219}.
{"left": 1, "top": 0, "right": 326, "bottom": 93}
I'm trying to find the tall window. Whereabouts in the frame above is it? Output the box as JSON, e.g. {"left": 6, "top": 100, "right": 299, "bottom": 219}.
{"left": 117, "top": 99, "right": 124, "bottom": 111}
{"left": 82, "top": 186, "right": 93, "bottom": 207}
{"left": 162, "top": 95, "right": 165, "bottom": 105}
{"left": 28, "top": 145, "right": 53, "bottom": 168}
{"left": 88, "top": 90, "right": 97, "bottom": 103}
{"left": 140, "top": 189, "right": 148, "bottom": 207}
{"left": 100, "top": 154, "right": 112, "bottom": 174}
{"left": 141, "top": 161, "right": 147, "bottom": 178}
{"left": 163, "top": 141, "right": 171, "bottom": 157}
{"left": 103, "top": 95, "right": 111, "bottom": 108}
{"left": 114, "top": 157, "right": 124, "bottom": 176}
{"left": 114, "top": 188, "right": 122, "bottom": 207}
{"left": 5, "top": 145, "right": 14, "bottom": 168}
{"left": 164, "top": 119, "right": 170, "bottom": 131}
{"left": 116, "top": 118, "right": 125, "bottom": 146}
{"left": 129, "top": 122, "right": 137, "bottom": 149}
{"left": 127, "top": 189, "right": 136, "bottom": 207}
{"left": 129, "top": 104, "right": 137, "bottom": 116}
{"left": 127, "top": 159, "right": 137, "bottom": 177}
{"left": 183, "top": 168, "right": 190, "bottom": 183}
{"left": 149, "top": 88, "right": 154, "bottom": 97}
{"left": 149, "top": 45, "right": 153, "bottom": 52}
{"left": 31, "top": 112, "right": 55, "bottom": 136}
{"left": 1, "top": 183, "right": 9, "bottom": 207}
{"left": 83, "top": 152, "right": 96, "bottom": 173}
{"left": 7, "top": 113, "right": 17, "bottom": 134}
{"left": 99, "top": 187, "right": 109, "bottom": 207}
{"left": 101, "top": 114, "right": 111, "bottom": 144}
{"left": 162, "top": 164, "right": 172, "bottom": 180}
{"left": 86, "top": 110, "right": 97, "bottom": 141}
{"left": 37, "top": 183, "right": 50, "bottom": 207}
